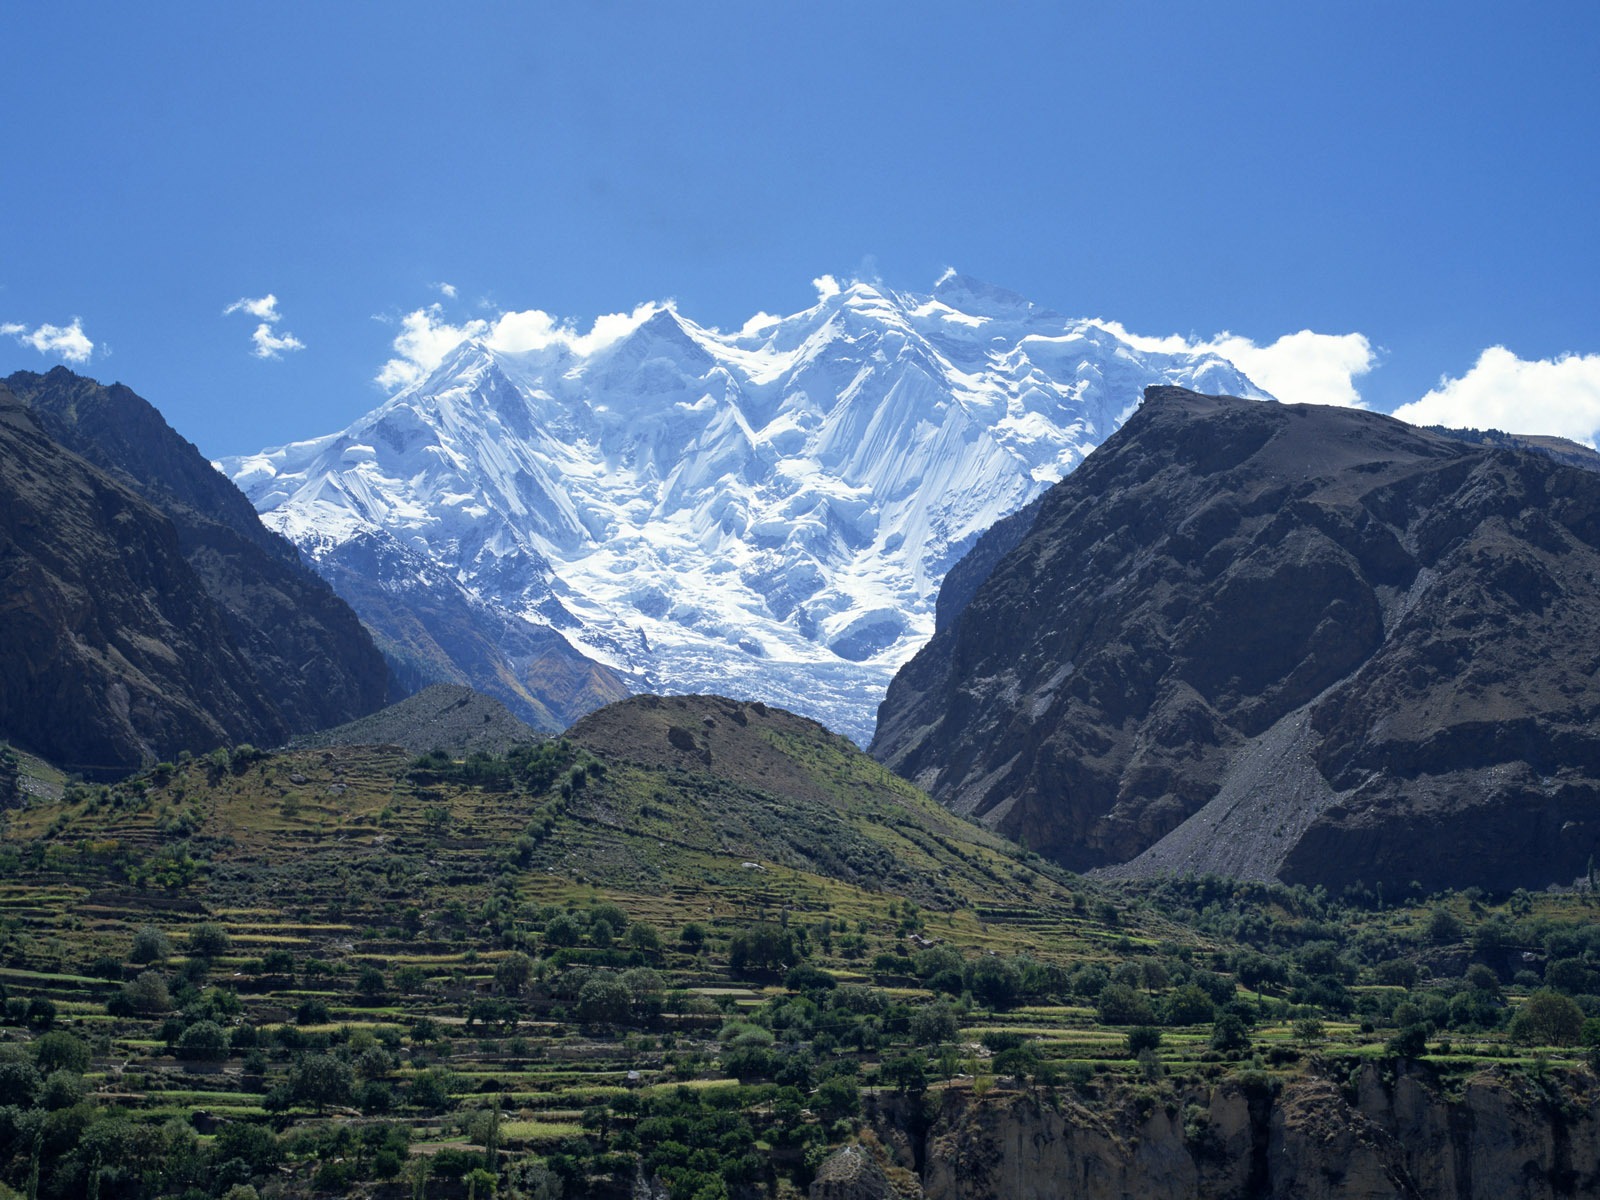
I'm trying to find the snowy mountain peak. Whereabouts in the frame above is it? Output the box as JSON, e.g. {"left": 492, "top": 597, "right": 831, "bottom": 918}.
{"left": 225, "top": 277, "right": 1270, "bottom": 742}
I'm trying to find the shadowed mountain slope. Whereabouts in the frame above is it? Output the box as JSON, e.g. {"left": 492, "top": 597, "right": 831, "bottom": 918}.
{"left": 873, "top": 387, "right": 1600, "bottom": 893}
{"left": 5, "top": 367, "right": 392, "bottom": 735}
{"left": 0, "top": 386, "right": 285, "bottom": 771}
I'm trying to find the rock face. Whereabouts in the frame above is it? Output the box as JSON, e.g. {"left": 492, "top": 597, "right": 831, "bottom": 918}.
{"left": 872, "top": 387, "right": 1600, "bottom": 892}
{"left": 0, "top": 387, "right": 284, "bottom": 771}
{"left": 898, "top": 1065, "right": 1600, "bottom": 1200}
{"left": 5, "top": 368, "right": 392, "bottom": 737}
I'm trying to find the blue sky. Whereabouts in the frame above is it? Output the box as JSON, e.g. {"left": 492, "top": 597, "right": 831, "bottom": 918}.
{"left": 3, "top": 2, "right": 1598, "bottom": 457}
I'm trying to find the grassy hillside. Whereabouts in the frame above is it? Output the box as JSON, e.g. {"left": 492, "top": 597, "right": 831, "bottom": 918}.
{"left": 0, "top": 703, "right": 1596, "bottom": 1198}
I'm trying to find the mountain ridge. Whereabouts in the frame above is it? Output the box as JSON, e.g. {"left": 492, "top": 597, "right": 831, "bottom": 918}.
{"left": 224, "top": 278, "right": 1268, "bottom": 741}
{"left": 872, "top": 385, "right": 1600, "bottom": 893}
{"left": 5, "top": 367, "right": 395, "bottom": 737}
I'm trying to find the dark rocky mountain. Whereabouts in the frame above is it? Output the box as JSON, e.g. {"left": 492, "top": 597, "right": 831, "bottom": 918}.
{"left": 0, "top": 386, "right": 287, "bottom": 771}
{"left": 872, "top": 386, "right": 1600, "bottom": 893}
{"left": 290, "top": 682, "right": 537, "bottom": 756}
{"left": 5, "top": 367, "right": 393, "bottom": 736}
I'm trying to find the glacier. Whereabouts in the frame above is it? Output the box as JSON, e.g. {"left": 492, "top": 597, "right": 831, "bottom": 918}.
{"left": 224, "top": 275, "right": 1269, "bottom": 743}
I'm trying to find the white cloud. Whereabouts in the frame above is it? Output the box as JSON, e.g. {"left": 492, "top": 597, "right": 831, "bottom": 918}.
{"left": 812, "top": 274, "right": 841, "bottom": 302}
{"left": 374, "top": 301, "right": 661, "bottom": 392}
{"left": 1391, "top": 347, "right": 1600, "bottom": 448}
{"left": 1, "top": 317, "right": 95, "bottom": 364}
{"left": 1090, "top": 320, "right": 1377, "bottom": 408}
{"left": 224, "top": 294, "right": 282, "bottom": 322}
{"left": 433, "top": 282, "right": 457, "bottom": 299}
{"left": 250, "top": 323, "right": 306, "bottom": 359}
{"left": 224, "top": 292, "right": 305, "bottom": 358}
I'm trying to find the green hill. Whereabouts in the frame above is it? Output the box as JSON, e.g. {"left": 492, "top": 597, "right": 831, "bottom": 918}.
{"left": 0, "top": 697, "right": 1596, "bottom": 1199}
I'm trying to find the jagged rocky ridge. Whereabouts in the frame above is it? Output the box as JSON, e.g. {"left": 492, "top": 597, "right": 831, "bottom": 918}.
{"left": 872, "top": 386, "right": 1600, "bottom": 893}
{"left": 224, "top": 277, "right": 1266, "bottom": 741}
{"left": 5, "top": 367, "right": 393, "bottom": 737}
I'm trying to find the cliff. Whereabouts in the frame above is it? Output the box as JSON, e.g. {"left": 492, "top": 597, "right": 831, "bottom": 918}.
{"left": 842, "top": 1063, "right": 1600, "bottom": 1200}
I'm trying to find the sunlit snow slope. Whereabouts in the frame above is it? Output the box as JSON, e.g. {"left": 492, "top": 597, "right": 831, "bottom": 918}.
{"left": 225, "top": 276, "right": 1267, "bottom": 743}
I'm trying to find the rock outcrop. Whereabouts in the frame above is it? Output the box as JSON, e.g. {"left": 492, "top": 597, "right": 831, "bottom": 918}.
{"left": 878, "top": 1064, "right": 1600, "bottom": 1200}
{"left": 872, "top": 387, "right": 1600, "bottom": 892}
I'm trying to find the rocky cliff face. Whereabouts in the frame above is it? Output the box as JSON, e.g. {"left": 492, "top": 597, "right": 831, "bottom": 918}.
{"left": 872, "top": 387, "right": 1600, "bottom": 892}
{"left": 5, "top": 367, "right": 393, "bottom": 736}
{"left": 0, "top": 388, "right": 285, "bottom": 771}
{"left": 849, "top": 1064, "right": 1600, "bottom": 1200}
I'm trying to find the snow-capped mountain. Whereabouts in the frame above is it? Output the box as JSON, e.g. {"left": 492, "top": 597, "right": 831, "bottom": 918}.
{"left": 225, "top": 275, "right": 1269, "bottom": 742}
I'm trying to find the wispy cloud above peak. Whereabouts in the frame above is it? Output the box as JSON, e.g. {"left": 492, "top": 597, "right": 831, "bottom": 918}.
{"left": 374, "top": 299, "right": 663, "bottom": 392}
{"left": 1090, "top": 320, "right": 1377, "bottom": 409}
{"left": 225, "top": 293, "right": 305, "bottom": 358}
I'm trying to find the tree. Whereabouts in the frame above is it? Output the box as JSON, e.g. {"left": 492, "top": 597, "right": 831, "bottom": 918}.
{"left": 1160, "top": 984, "right": 1215, "bottom": 1026}
{"left": 177, "top": 1020, "right": 230, "bottom": 1062}
{"left": 356, "top": 966, "right": 388, "bottom": 1003}
{"left": 1210, "top": 1013, "right": 1251, "bottom": 1055}
{"left": 728, "top": 924, "right": 801, "bottom": 979}
{"left": 122, "top": 970, "right": 171, "bottom": 1014}
{"left": 1126, "top": 1026, "right": 1163, "bottom": 1056}
{"left": 814, "top": 1075, "right": 860, "bottom": 1121}
{"left": 968, "top": 956, "right": 1023, "bottom": 1010}
{"left": 1097, "top": 982, "right": 1155, "bottom": 1026}
{"left": 131, "top": 924, "right": 172, "bottom": 964}
{"left": 188, "top": 922, "right": 232, "bottom": 960}
{"left": 1511, "top": 991, "right": 1586, "bottom": 1046}
{"left": 290, "top": 1053, "right": 354, "bottom": 1113}
{"left": 494, "top": 952, "right": 534, "bottom": 996}
{"left": 543, "top": 913, "right": 582, "bottom": 948}
{"left": 32, "top": 1031, "right": 90, "bottom": 1074}
{"left": 576, "top": 975, "right": 633, "bottom": 1028}
{"left": 409, "top": 1066, "right": 458, "bottom": 1112}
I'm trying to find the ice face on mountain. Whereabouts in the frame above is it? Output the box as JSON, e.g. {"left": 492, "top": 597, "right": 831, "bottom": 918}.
{"left": 224, "top": 275, "right": 1268, "bottom": 743}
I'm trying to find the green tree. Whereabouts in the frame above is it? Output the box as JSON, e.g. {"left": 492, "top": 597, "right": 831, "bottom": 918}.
{"left": 131, "top": 924, "right": 171, "bottom": 963}
{"left": 494, "top": 951, "right": 534, "bottom": 996}
{"left": 290, "top": 1053, "right": 354, "bottom": 1113}
{"left": 1210, "top": 1013, "right": 1251, "bottom": 1054}
{"left": 31, "top": 1031, "right": 90, "bottom": 1075}
{"left": 188, "top": 922, "right": 232, "bottom": 960}
{"left": 576, "top": 974, "right": 633, "bottom": 1028}
{"left": 1511, "top": 991, "right": 1586, "bottom": 1046}
{"left": 176, "top": 1020, "right": 230, "bottom": 1062}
